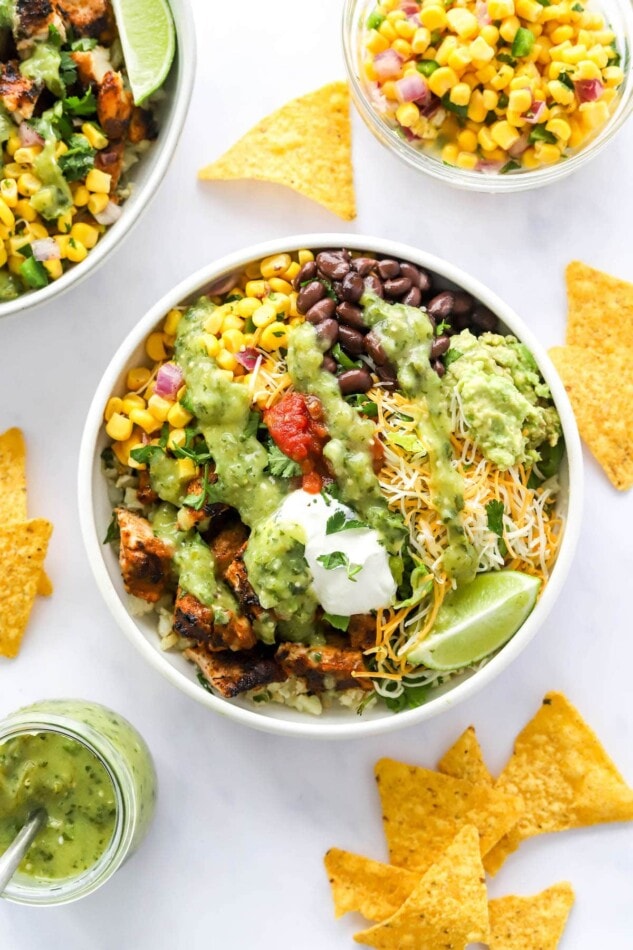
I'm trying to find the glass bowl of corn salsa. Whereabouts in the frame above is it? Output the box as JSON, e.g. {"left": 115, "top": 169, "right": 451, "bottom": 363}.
{"left": 343, "top": 0, "right": 633, "bottom": 190}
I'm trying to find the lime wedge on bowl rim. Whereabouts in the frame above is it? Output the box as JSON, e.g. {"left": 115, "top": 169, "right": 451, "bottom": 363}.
{"left": 111, "top": 0, "right": 176, "bottom": 105}
{"left": 406, "top": 571, "right": 541, "bottom": 672}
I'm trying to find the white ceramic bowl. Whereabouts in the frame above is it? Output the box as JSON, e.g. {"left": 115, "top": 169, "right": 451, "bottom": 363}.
{"left": 79, "top": 234, "right": 583, "bottom": 739}
{"left": 0, "top": 0, "right": 196, "bottom": 320}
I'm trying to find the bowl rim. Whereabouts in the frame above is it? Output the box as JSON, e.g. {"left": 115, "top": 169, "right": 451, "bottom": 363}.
{"left": 0, "top": 0, "right": 196, "bottom": 320}
{"left": 342, "top": 0, "right": 633, "bottom": 193}
{"left": 78, "top": 233, "right": 584, "bottom": 740}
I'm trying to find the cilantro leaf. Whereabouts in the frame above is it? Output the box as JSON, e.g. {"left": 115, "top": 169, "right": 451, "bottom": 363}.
{"left": 58, "top": 134, "right": 96, "bottom": 181}
{"left": 71, "top": 37, "right": 98, "bottom": 51}
{"left": 325, "top": 510, "right": 366, "bottom": 535}
{"left": 59, "top": 50, "right": 78, "bottom": 89}
{"left": 266, "top": 442, "right": 301, "bottom": 479}
{"left": 395, "top": 564, "right": 433, "bottom": 610}
{"left": 182, "top": 463, "right": 213, "bottom": 510}
{"left": 486, "top": 499, "right": 505, "bottom": 537}
{"left": 317, "top": 550, "right": 363, "bottom": 581}
{"left": 385, "top": 682, "right": 430, "bottom": 713}
{"left": 130, "top": 445, "right": 163, "bottom": 465}
{"left": 103, "top": 514, "right": 120, "bottom": 545}
{"left": 444, "top": 348, "right": 462, "bottom": 368}
{"left": 322, "top": 612, "right": 350, "bottom": 632}
{"left": 64, "top": 88, "right": 97, "bottom": 116}
{"left": 345, "top": 393, "right": 378, "bottom": 417}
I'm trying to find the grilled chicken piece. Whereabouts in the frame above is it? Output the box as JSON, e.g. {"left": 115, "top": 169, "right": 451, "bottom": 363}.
{"left": 348, "top": 614, "right": 377, "bottom": 652}
{"left": 0, "top": 62, "right": 41, "bottom": 121}
{"left": 115, "top": 508, "right": 172, "bottom": 603}
{"left": 71, "top": 45, "right": 113, "bottom": 86}
{"left": 97, "top": 70, "right": 133, "bottom": 141}
{"left": 128, "top": 106, "right": 157, "bottom": 144}
{"left": 14, "top": 0, "right": 67, "bottom": 53}
{"left": 136, "top": 470, "right": 158, "bottom": 506}
{"left": 209, "top": 520, "right": 250, "bottom": 577}
{"left": 59, "top": 0, "right": 115, "bottom": 42}
{"left": 224, "top": 544, "right": 263, "bottom": 622}
{"left": 185, "top": 645, "right": 286, "bottom": 699}
{"left": 276, "top": 638, "right": 372, "bottom": 692}
{"left": 94, "top": 140, "right": 124, "bottom": 189}
{"left": 180, "top": 475, "right": 230, "bottom": 529}
{"left": 173, "top": 589, "right": 256, "bottom": 651}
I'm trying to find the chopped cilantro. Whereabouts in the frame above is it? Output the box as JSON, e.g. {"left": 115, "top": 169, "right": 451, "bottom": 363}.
{"left": 196, "top": 670, "right": 214, "bottom": 694}
{"left": 345, "top": 393, "right": 378, "bottom": 417}
{"left": 58, "top": 134, "right": 96, "bottom": 182}
{"left": 332, "top": 343, "right": 363, "bottom": 370}
{"left": 385, "top": 681, "right": 430, "bottom": 713}
{"left": 326, "top": 510, "right": 365, "bottom": 535}
{"left": 486, "top": 499, "right": 505, "bottom": 537}
{"left": 71, "top": 37, "right": 98, "bottom": 51}
{"left": 182, "top": 463, "right": 213, "bottom": 510}
{"left": 317, "top": 550, "right": 363, "bottom": 581}
{"left": 444, "top": 348, "right": 463, "bottom": 368}
{"left": 64, "top": 89, "right": 97, "bottom": 117}
{"left": 172, "top": 429, "right": 213, "bottom": 465}
{"left": 59, "top": 50, "right": 78, "bottom": 90}
{"left": 500, "top": 160, "right": 521, "bottom": 174}
{"left": 266, "top": 442, "right": 301, "bottom": 479}
{"left": 103, "top": 514, "right": 120, "bottom": 545}
{"left": 558, "top": 70, "right": 575, "bottom": 91}
{"left": 130, "top": 444, "right": 163, "bottom": 465}
{"left": 497, "top": 52, "right": 517, "bottom": 65}
{"left": 528, "top": 124, "right": 557, "bottom": 144}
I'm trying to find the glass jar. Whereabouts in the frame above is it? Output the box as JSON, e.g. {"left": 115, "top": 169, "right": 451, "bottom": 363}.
{"left": 0, "top": 699, "right": 157, "bottom": 906}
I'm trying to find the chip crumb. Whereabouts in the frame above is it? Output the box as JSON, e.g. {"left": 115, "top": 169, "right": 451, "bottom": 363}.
{"left": 198, "top": 81, "right": 356, "bottom": 220}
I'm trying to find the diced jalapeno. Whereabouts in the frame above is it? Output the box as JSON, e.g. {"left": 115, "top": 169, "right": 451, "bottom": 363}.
{"left": 19, "top": 256, "right": 49, "bottom": 289}
{"left": 416, "top": 60, "right": 440, "bottom": 77}
{"left": 511, "top": 27, "right": 535, "bottom": 57}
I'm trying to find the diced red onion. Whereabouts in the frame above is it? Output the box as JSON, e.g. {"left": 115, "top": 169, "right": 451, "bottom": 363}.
{"left": 476, "top": 1, "right": 492, "bottom": 25}
{"left": 420, "top": 94, "right": 442, "bottom": 117}
{"left": 508, "top": 133, "right": 529, "bottom": 157}
{"left": 374, "top": 49, "right": 404, "bottom": 81}
{"left": 154, "top": 362, "right": 184, "bottom": 399}
{"left": 476, "top": 159, "right": 504, "bottom": 173}
{"left": 235, "top": 348, "right": 261, "bottom": 372}
{"left": 523, "top": 99, "right": 546, "bottom": 124}
{"left": 31, "top": 238, "right": 61, "bottom": 261}
{"left": 575, "top": 79, "right": 604, "bottom": 102}
{"left": 395, "top": 73, "right": 430, "bottom": 104}
{"left": 18, "top": 122, "right": 44, "bottom": 147}
{"left": 94, "top": 201, "right": 123, "bottom": 226}
{"left": 399, "top": 0, "right": 419, "bottom": 13}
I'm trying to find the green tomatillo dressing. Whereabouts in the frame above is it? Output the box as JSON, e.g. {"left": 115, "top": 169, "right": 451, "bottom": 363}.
{"left": 0, "top": 731, "right": 117, "bottom": 882}
{"left": 362, "top": 292, "right": 478, "bottom": 583}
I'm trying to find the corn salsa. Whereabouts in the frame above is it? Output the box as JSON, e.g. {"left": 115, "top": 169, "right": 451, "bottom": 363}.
{"left": 361, "top": 0, "right": 624, "bottom": 172}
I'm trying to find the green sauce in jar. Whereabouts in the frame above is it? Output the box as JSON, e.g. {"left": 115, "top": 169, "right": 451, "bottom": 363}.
{"left": 0, "top": 731, "right": 116, "bottom": 882}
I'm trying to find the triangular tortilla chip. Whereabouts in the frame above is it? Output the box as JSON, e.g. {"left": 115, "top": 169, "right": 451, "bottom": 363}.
{"left": 324, "top": 849, "right": 417, "bottom": 922}
{"left": 438, "top": 726, "right": 494, "bottom": 787}
{"left": 0, "top": 427, "right": 27, "bottom": 523}
{"left": 354, "top": 826, "right": 489, "bottom": 948}
{"left": 549, "top": 345, "right": 633, "bottom": 490}
{"left": 484, "top": 692, "right": 633, "bottom": 875}
{"left": 488, "top": 882, "right": 575, "bottom": 950}
{"left": 566, "top": 261, "right": 633, "bottom": 353}
{"left": 0, "top": 519, "right": 53, "bottom": 658}
{"left": 199, "top": 81, "right": 356, "bottom": 220}
{"left": 375, "top": 758, "right": 523, "bottom": 872}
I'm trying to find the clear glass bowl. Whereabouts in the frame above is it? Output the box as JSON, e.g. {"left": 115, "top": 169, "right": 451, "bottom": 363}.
{"left": 0, "top": 699, "right": 157, "bottom": 906}
{"left": 343, "top": 0, "right": 633, "bottom": 192}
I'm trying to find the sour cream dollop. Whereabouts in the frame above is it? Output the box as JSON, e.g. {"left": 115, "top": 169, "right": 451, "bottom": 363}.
{"left": 275, "top": 490, "right": 397, "bottom": 616}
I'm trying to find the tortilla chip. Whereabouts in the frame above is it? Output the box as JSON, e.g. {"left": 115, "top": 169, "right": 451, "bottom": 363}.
{"left": 375, "top": 758, "right": 523, "bottom": 872}
{"left": 549, "top": 345, "right": 633, "bottom": 490}
{"left": 484, "top": 692, "right": 633, "bottom": 875}
{"left": 488, "top": 882, "right": 575, "bottom": 950}
{"left": 0, "top": 519, "right": 53, "bottom": 658}
{"left": 354, "top": 826, "right": 489, "bottom": 949}
{"left": 438, "top": 726, "right": 494, "bottom": 787}
{"left": 566, "top": 261, "right": 633, "bottom": 353}
{"left": 324, "top": 849, "right": 417, "bottom": 922}
{"left": 198, "top": 81, "right": 356, "bottom": 220}
{"left": 37, "top": 571, "right": 53, "bottom": 597}
{"left": 0, "top": 427, "right": 27, "bottom": 524}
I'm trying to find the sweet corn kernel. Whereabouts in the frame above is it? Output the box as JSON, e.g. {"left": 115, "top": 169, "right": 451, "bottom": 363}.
{"left": 85, "top": 168, "right": 111, "bottom": 193}
{"left": 586, "top": 45, "right": 609, "bottom": 68}
{"left": 266, "top": 277, "right": 292, "bottom": 295}
{"left": 222, "top": 329, "right": 244, "bottom": 353}
{"left": 522, "top": 147, "right": 542, "bottom": 168}
{"left": 447, "top": 46, "right": 473, "bottom": 71}
{"left": 44, "top": 259, "right": 63, "bottom": 280}
{"left": 17, "top": 173, "right": 41, "bottom": 196}
{"left": 379, "top": 18, "right": 397, "bottom": 40}
{"left": 367, "top": 29, "right": 390, "bottom": 54}
{"left": 469, "top": 36, "right": 495, "bottom": 64}
{"left": 5, "top": 134, "right": 20, "bottom": 157}
{"left": 252, "top": 302, "right": 276, "bottom": 328}
{"left": 106, "top": 413, "right": 133, "bottom": 442}
{"left": 466, "top": 89, "right": 488, "bottom": 122}
{"left": 499, "top": 15, "right": 521, "bottom": 42}
{"left": 167, "top": 403, "right": 193, "bottom": 427}
{"left": 480, "top": 25, "right": 500, "bottom": 46}
{"left": 73, "top": 185, "right": 90, "bottom": 207}
{"left": 455, "top": 151, "right": 478, "bottom": 169}
{"left": 516, "top": 0, "right": 542, "bottom": 21}
{"left": 396, "top": 102, "right": 420, "bottom": 127}
{"left": 428, "top": 66, "right": 459, "bottom": 96}
{"left": 260, "top": 322, "right": 289, "bottom": 351}
{"left": 125, "top": 367, "right": 150, "bottom": 392}
{"left": 490, "top": 120, "right": 521, "bottom": 149}
{"left": 0, "top": 179, "right": 18, "bottom": 207}
{"left": 122, "top": 393, "right": 146, "bottom": 413}
{"left": 129, "top": 408, "right": 161, "bottom": 434}
{"left": 267, "top": 292, "right": 290, "bottom": 315}
{"left": 475, "top": 63, "right": 497, "bottom": 83}
{"left": 578, "top": 99, "right": 610, "bottom": 128}
{"left": 395, "top": 18, "right": 415, "bottom": 39}
{"left": 163, "top": 309, "right": 182, "bottom": 336}
{"left": 441, "top": 143, "right": 459, "bottom": 164}
{"left": 234, "top": 296, "right": 258, "bottom": 319}
{"left": 202, "top": 309, "right": 223, "bottom": 335}
{"left": 602, "top": 64, "right": 624, "bottom": 86}
{"left": 216, "top": 349, "right": 238, "bottom": 372}
{"left": 0, "top": 198, "right": 14, "bottom": 229}
{"left": 14, "top": 146, "right": 41, "bottom": 165}
{"left": 201, "top": 333, "right": 220, "bottom": 357}
{"left": 435, "top": 36, "right": 458, "bottom": 65}
{"left": 457, "top": 128, "right": 479, "bottom": 152}
{"left": 222, "top": 313, "right": 245, "bottom": 331}
{"left": 145, "top": 332, "right": 167, "bottom": 361}
{"left": 560, "top": 43, "right": 588, "bottom": 64}
{"left": 420, "top": 5, "right": 447, "bottom": 30}
{"left": 411, "top": 26, "right": 431, "bottom": 53}
{"left": 534, "top": 142, "right": 561, "bottom": 162}
{"left": 450, "top": 82, "right": 472, "bottom": 106}
{"left": 87, "top": 193, "right": 109, "bottom": 215}
{"left": 71, "top": 222, "right": 99, "bottom": 249}
{"left": 28, "top": 222, "right": 48, "bottom": 241}
{"left": 490, "top": 64, "right": 515, "bottom": 90}
{"left": 177, "top": 458, "right": 197, "bottom": 481}
{"left": 167, "top": 428, "right": 187, "bottom": 451}
{"left": 508, "top": 88, "right": 532, "bottom": 112}
{"left": 482, "top": 89, "right": 499, "bottom": 110}
{"left": 545, "top": 116, "right": 572, "bottom": 140}
{"left": 245, "top": 279, "right": 268, "bottom": 299}
{"left": 66, "top": 238, "right": 87, "bottom": 263}
{"left": 550, "top": 24, "right": 574, "bottom": 43}
{"left": 298, "top": 249, "right": 314, "bottom": 265}
{"left": 9, "top": 235, "right": 30, "bottom": 256}
{"left": 147, "top": 394, "right": 173, "bottom": 421}
{"left": 82, "top": 122, "right": 108, "bottom": 149}
{"left": 392, "top": 38, "right": 412, "bottom": 58}
{"left": 3, "top": 163, "right": 24, "bottom": 180}
{"left": 488, "top": 0, "right": 515, "bottom": 18}
{"left": 104, "top": 397, "right": 123, "bottom": 422}
{"left": 548, "top": 78, "right": 575, "bottom": 104}
{"left": 446, "top": 7, "right": 478, "bottom": 38}
{"left": 260, "top": 253, "right": 291, "bottom": 279}
{"left": 477, "top": 126, "right": 497, "bottom": 151}
{"left": 284, "top": 262, "right": 300, "bottom": 282}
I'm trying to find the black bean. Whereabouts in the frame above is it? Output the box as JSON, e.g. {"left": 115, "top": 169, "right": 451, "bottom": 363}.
{"left": 336, "top": 301, "right": 366, "bottom": 330}
{"left": 316, "top": 251, "right": 350, "bottom": 281}
{"left": 293, "top": 260, "right": 317, "bottom": 291}
{"left": 332, "top": 280, "right": 344, "bottom": 299}
{"left": 341, "top": 271, "right": 364, "bottom": 304}
{"left": 338, "top": 368, "right": 373, "bottom": 395}
{"left": 365, "top": 330, "right": 388, "bottom": 366}
{"left": 427, "top": 291, "right": 455, "bottom": 320}
{"left": 471, "top": 305, "right": 498, "bottom": 333}
{"left": 418, "top": 270, "right": 433, "bottom": 295}
{"left": 452, "top": 313, "right": 470, "bottom": 332}
{"left": 315, "top": 318, "right": 339, "bottom": 349}
{"left": 364, "top": 274, "right": 384, "bottom": 298}
{"left": 399, "top": 261, "right": 421, "bottom": 288}
{"left": 322, "top": 354, "right": 337, "bottom": 374}
{"left": 305, "top": 297, "right": 337, "bottom": 324}
{"left": 402, "top": 286, "right": 422, "bottom": 308}
{"left": 452, "top": 291, "right": 473, "bottom": 317}
{"left": 338, "top": 324, "right": 366, "bottom": 356}
{"left": 351, "top": 257, "right": 376, "bottom": 277}
{"left": 376, "top": 363, "right": 398, "bottom": 390}
{"left": 377, "top": 258, "right": 400, "bottom": 279}
{"left": 297, "top": 280, "right": 325, "bottom": 314}
{"left": 433, "top": 360, "right": 446, "bottom": 378}
{"left": 430, "top": 335, "right": 450, "bottom": 360}
{"left": 384, "top": 276, "right": 412, "bottom": 299}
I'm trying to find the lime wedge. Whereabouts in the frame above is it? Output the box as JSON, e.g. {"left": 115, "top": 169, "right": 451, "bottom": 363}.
{"left": 111, "top": 0, "right": 176, "bottom": 105}
{"left": 406, "top": 571, "right": 541, "bottom": 672}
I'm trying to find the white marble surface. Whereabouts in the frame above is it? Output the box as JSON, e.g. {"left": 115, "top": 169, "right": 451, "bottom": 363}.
{"left": 1, "top": 0, "right": 633, "bottom": 946}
